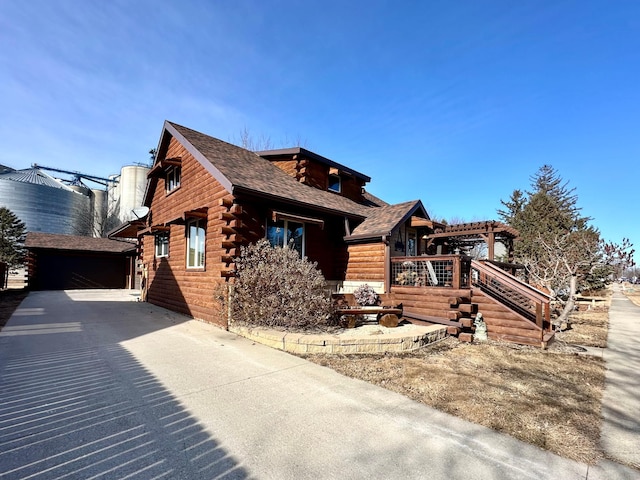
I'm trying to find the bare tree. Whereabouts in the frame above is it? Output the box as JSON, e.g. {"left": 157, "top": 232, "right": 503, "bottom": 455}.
{"left": 603, "top": 238, "right": 636, "bottom": 280}
{"left": 231, "top": 127, "right": 309, "bottom": 151}
{"left": 532, "top": 230, "right": 601, "bottom": 325}
{"left": 234, "top": 127, "right": 274, "bottom": 151}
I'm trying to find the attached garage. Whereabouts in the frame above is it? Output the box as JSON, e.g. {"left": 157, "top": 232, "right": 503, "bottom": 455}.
{"left": 25, "top": 232, "right": 137, "bottom": 290}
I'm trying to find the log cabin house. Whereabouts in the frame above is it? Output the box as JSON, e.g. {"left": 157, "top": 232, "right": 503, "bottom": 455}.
{"left": 111, "top": 121, "right": 553, "bottom": 347}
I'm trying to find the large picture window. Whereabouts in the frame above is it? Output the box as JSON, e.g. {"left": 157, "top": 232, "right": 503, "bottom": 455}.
{"left": 266, "top": 219, "right": 304, "bottom": 256}
{"left": 186, "top": 218, "right": 205, "bottom": 268}
{"left": 155, "top": 232, "right": 169, "bottom": 258}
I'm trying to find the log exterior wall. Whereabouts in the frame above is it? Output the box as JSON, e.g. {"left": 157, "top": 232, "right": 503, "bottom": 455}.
{"left": 268, "top": 154, "right": 366, "bottom": 204}
{"left": 340, "top": 176, "right": 366, "bottom": 204}
{"left": 345, "top": 243, "right": 386, "bottom": 282}
{"left": 143, "top": 137, "right": 230, "bottom": 326}
{"left": 304, "top": 219, "right": 349, "bottom": 281}
{"left": 270, "top": 159, "right": 298, "bottom": 177}
{"left": 471, "top": 288, "right": 544, "bottom": 345}
{"left": 393, "top": 286, "right": 473, "bottom": 320}
{"left": 393, "top": 284, "right": 545, "bottom": 346}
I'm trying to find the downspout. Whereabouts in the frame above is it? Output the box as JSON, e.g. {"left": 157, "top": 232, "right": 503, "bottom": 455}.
{"left": 382, "top": 234, "right": 391, "bottom": 293}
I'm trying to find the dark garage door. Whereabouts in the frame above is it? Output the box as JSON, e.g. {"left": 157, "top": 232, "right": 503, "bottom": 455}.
{"left": 33, "top": 252, "right": 128, "bottom": 290}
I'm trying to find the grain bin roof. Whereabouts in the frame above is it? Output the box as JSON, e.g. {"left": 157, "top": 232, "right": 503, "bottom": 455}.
{"left": 0, "top": 168, "right": 73, "bottom": 190}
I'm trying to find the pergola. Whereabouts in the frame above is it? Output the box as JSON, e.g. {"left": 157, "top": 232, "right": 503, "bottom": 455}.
{"left": 411, "top": 218, "right": 519, "bottom": 262}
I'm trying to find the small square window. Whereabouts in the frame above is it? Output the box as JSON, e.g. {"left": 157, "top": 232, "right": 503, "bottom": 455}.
{"left": 328, "top": 174, "right": 341, "bottom": 193}
{"left": 166, "top": 166, "right": 181, "bottom": 193}
{"left": 155, "top": 232, "right": 169, "bottom": 258}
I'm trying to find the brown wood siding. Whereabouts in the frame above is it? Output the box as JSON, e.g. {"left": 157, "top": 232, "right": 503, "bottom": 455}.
{"left": 340, "top": 177, "right": 365, "bottom": 203}
{"left": 302, "top": 160, "right": 327, "bottom": 190}
{"left": 269, "top": 154, "right": 366, "bottom": 204}
{"left": 304, "top": 219, "right": 349, "bottom": 281}
{"left": 144, "top": 137, "right": 231, "bottom": 327}
{"left": 234, "top": 202, "right": 266, "bottom": 245}
{"left": 393, "top": 284, "right": 544, "bottom": 345}
{"left": 345, "top": 243, "right": 386, "bottom": 282}
{"left": 271, "top": 160, "right": 298, "bottom": 177}
{"left": 393, "top": 287, "right": 472, "bottom": 319}
{"left": 233, "top": 202, "right": 348, "bottom": 282}
{"left": 472, "top": 288, "right": 544, "bottom": 343}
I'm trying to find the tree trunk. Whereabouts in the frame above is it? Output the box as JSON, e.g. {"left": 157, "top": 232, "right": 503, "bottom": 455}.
{"left": 556, "top": 274, "right": 577, "bottom": 329}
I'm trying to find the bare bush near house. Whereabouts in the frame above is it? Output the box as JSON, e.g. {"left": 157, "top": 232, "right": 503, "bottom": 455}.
{"left": 232, "top": 239, "right": 333, "bottom": 329}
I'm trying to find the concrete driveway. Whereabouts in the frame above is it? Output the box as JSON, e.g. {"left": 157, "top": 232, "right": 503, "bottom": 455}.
{"left": 0, "top": 290, "right": 635, "bottom": 479}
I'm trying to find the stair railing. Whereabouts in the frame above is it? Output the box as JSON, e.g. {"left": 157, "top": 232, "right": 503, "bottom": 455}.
{"left": 471, "top": 259, "right": 551, "bottom": 329}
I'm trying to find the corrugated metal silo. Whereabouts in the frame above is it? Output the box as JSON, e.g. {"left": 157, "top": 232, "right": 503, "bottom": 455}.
{"left": 0, "top": 168, "right": 92, "bottom": 235}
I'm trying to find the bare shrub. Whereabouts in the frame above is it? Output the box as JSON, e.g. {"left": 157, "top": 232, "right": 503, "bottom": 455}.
{"left": 232, "top": 239, "right": 333, "bottom": 330}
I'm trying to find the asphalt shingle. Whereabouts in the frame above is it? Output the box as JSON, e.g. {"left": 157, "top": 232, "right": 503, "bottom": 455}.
{"left": 25, "top": 232, "right": 136, "bottom": 253}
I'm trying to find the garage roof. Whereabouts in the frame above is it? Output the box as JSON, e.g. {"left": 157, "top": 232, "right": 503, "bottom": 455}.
{"left": 25, "top": 233, "right": 136, "bottom": 254}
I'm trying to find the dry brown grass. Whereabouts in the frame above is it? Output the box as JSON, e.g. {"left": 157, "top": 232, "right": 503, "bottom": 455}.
{"left": 304, "top": 298, "right": 610, "bottom": 465}
{"left": 557, "top": 289, "right": 611, "bottom": 348}
{"left": 622, "top": 284, "right": 640, "bottom": 307}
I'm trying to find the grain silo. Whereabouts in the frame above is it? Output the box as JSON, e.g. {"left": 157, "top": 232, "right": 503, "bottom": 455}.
{"left": 91, "top": 188, "right": 108, "bottom": 237}
{"left": 107, "top": 165, "right": 150, "bottom": 223}
{"left": 0, "top": 167, "right": 93, "bottom": 235}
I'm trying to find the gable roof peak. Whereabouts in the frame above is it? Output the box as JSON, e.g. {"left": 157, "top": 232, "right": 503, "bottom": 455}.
{"left": 147, "top": 121, "right": 374, "bottom": 219}
{"left": 346, "top": 199, "right": 429, "bottom": 242}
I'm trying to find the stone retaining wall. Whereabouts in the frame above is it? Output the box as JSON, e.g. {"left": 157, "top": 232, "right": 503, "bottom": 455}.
{"left": 229, "top": 324, "right": 448, "bottom": 354}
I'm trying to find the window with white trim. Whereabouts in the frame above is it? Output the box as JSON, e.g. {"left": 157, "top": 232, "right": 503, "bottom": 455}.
{"left": 328, "top": 173, "right": 341, "bottom": 193}
{"left": 166, "top": 166, "right": 181, "bottom": 193}
{"left": 266, "top": 219, "right": 304, "bottom": 256}
{"left": 155, "top": 232, "right": 169, "bottom": 258}
{"left": 186, "top": 218, "right": 205, "bottom": 268}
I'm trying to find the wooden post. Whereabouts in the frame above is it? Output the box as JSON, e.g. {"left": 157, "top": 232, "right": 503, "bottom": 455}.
{"left": 536, "top": 303, "right": 543, "bottom": 329}
{"left": 487, "top": 232, "right": 495, "bottom": 261}
{"left": 384, "top": 238, "right": 391, "bottom": 293}
{"left": 452, "top": 256, "right": 461, "bottom": 289}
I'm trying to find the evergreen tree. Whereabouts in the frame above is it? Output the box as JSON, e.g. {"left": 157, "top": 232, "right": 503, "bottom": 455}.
{"left": 498, "top": 165, "right": 607, "bottom": 325}
{"left": 0, "top": 207, "right": 26, "bottom": 268}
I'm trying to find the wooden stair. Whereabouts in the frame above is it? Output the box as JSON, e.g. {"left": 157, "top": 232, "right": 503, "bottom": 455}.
{"left": 391, "top": 260, "right": 553, "bottom": 348}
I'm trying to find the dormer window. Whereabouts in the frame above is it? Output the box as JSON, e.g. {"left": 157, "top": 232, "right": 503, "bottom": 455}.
{"left": 328, "top": 173, "right": 341, "bottom": 193}
{"left": 166, "top": 166, "right": 181, "bottom": 193}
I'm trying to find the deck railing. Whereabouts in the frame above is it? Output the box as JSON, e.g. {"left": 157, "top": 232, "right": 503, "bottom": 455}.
{"left": 391, "top": 255, "right": 472, "bottom": 289}
{"left": 470, "top": 259, "right": 551, "bottom": 329}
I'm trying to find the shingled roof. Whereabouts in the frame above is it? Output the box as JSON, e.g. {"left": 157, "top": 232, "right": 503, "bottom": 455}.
{"left": 145, "top": 121, "right": 432, "bottom": 242}
{"left": 25, "top": 232, "right": 136, "bottom": 253}
{"left": 346, "top": 200, "right": 428, "bottom": 241}
{"left": 153, "top": 122, "right": 374, "bottom": 219}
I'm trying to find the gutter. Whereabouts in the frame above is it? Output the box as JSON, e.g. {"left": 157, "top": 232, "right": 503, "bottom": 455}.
{"left": 232, "top": 185, "right": 368, "bottom": 220}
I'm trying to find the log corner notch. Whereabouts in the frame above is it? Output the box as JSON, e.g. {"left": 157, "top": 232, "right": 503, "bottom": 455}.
{"left": 295, "top": 158, "right": 310, "bottom": 183}
{"left": 219, "top": 196, "right": 243, "bottom": 279}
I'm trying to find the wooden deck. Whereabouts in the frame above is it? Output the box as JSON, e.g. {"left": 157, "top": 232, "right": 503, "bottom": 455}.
{"left": 389, "top": 256, "right": 553, "bottom": 347}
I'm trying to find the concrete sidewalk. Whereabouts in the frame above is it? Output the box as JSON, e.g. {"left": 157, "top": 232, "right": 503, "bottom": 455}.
{"left": 0, "top": 290, "right": 637, "bottom": 479}
{"left": 600, "top": 284, "right": 640, "bottom": 469}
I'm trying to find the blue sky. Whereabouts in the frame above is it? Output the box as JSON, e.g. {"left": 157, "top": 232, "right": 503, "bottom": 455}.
{"left": 1, "top": 1, "right": 638, "bottom": 261}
